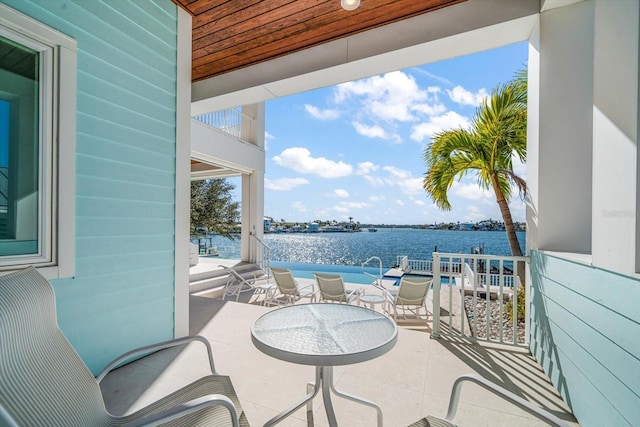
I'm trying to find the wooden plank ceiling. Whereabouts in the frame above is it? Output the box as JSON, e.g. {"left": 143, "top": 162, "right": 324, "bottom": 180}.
{"left": 172, "top": 0, "right": 465, "bottom": 82}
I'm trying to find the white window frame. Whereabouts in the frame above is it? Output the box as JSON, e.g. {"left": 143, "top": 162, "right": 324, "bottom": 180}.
{"left": 0, "top": 4, "right": 75, "bottom": 279}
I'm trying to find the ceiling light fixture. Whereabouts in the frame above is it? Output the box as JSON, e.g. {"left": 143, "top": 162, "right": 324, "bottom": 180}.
{"left": 341, "top": 0, "right": 360, "bottom": 11}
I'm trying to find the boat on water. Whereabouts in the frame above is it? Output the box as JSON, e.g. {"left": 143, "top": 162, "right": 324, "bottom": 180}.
{"left": 368, "top": 228, "right": 378, "bottom": 232}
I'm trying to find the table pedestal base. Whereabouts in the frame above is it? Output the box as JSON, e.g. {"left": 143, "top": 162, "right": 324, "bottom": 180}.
{"left": 263, "top": 365, "right": 383, "bottom": 427}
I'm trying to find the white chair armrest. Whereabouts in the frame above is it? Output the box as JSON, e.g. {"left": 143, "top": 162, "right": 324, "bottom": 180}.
{"left": 96, "top": 336, "right": 216, "bottom": 383}
{"left": 121, "top": 394, "right": 239, "bottom": 427}
{"left": 444, "top": 374, "right": 571, "bottom": 427}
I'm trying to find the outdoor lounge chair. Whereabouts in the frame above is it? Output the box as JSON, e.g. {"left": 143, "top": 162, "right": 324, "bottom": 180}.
{"left": 314, "top": 272, "right": 362, "bottom": 303}
{"left": 0, "top": 266, "right": 249, "bottom": 427}
{"left": 220, "top": 264, "right": 274, "bottom": 304}
{"left": 385, "top": 276, "right": 432, "bottom": 322}
{"left": 408, "top": 374, "right": 571, "bottom": 427}
{"left": 269, "top": 266, "right": 316, "bottom": 305}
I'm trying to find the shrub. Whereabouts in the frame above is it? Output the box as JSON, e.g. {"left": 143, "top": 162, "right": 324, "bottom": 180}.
{"left": 505, "top": 284, "right": 526, "bottom": 322}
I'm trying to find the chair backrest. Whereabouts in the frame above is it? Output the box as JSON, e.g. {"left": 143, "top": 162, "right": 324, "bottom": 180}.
{"left": 0, "top": 267, "right": 109, "bottom": 426}
{"left": 220, "top": 265, "right": 250, "bottom": 284}
{"left": 314, "top": 273, "right": 347, "bottom": 302}
{"left": 396, "top": 277, "right": 432, "bottom": 305}
{"left": 270, "top": 267, "right": 297, "bottom": 296}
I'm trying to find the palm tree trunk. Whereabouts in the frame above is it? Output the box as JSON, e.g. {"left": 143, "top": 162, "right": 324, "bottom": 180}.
{"left": 491, "top": 175, "right": 523, "bottom": 257}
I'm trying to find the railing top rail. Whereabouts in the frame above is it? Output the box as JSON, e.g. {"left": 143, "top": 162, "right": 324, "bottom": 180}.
{"left": 433, "top": 252, "right": 529, "bottom": 262}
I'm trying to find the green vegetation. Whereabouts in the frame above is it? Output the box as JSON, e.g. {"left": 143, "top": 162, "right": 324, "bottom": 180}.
{"left": 505, "top": 283, "right": 526, "bottom": 322}
{"left": 423, "top": 69, "right": 527, "bottom": 257}
{"left": 190, "top": 179, "right": 240, "bottom": 239}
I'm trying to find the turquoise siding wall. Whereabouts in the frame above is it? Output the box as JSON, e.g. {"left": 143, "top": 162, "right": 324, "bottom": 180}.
{"left": 1, "top": 0, "right": 178, "bottom": 374}
{"left": 530, "top": 251, "right": 640, "bottom": 426}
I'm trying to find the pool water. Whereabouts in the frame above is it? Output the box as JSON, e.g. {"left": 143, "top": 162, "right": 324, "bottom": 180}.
{"left": 269, "top": 261, "right": 448, "bottom": 286}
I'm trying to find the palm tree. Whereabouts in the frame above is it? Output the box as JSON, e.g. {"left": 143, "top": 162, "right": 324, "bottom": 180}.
{"left": 423, "top": 71, "right": 527, "bottom": 256}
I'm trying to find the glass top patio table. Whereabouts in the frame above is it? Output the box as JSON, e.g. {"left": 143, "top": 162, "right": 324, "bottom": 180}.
{"left": 251, "top": 303, "right": 397, "bottom": 427}
{"left": 251, "top": 303, "right": 397, "bottom": 367}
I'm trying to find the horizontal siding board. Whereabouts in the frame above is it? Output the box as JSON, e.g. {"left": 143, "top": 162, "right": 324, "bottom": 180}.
{"left": 540, "top": 297, "right": 640, "bottom": 416}
{"left": 75, "top": 0, "right": 176, "bottom": 60}
{"left": 77, "top": 51, "right": 175, "bottom": 109}
{"left": 76, "top": 154, "right": 174, "bottom": 188}
{"left": 536, "top": 272, "right": 640, "bottom": 358}
{"left": 76, "top": 175, "right": 175, "bottom": 202}
{"left": 76, "top": 131, "right": 174, "bottom": 169}
{"left": 73, "top": 255, "right": 175, "bottom": 281}
{"left": 531, "top": 251, "right": 640, "bottom": 427}
{"left": 76, "top": 235, "right": 175, "bottom": 258}
{"left": 76, "top": 198, "right": 174, "bottom": 220}
{"left": 134, "top": 0, "right": 178, "bottom": 32}
{"left": 78, "top": 71, "right": 175, "bottom": 125}
{"left": 76, "top": 216, "right": 175, "bottom": 238}
{"left": 78, "top": 114, "right": 175, "bottom": 156}
{"left": 2, "top": 0, "right": 179, "bottom": 375}
{"left": 537, "top": 253, "right": 640, "bottom": 323}
{"left": 77, "top": 93, "right": 175, "bottom": 142}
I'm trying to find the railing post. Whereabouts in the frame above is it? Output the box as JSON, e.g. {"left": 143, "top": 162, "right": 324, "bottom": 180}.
{"left": 431, "top": 252, "right": 441, "bottom": 339}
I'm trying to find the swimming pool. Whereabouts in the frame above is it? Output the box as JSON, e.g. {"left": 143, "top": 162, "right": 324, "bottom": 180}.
{"left": 269, "top": 261, "right": 446, "bottom": 286}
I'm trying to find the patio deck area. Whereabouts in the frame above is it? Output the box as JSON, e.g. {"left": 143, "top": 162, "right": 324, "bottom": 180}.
{"left": 100, "top": 278, "right": 579, "bottom": 426}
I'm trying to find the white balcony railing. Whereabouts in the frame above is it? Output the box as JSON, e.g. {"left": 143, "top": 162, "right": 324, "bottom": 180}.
{"left": 194, "top": 108, "right": 255, "bottom": 143}
{"left": 395, "top": 256, "right": 433, "bottom": 273}
{"left": 431, "top": 252, "right": 529, "bottom": 347}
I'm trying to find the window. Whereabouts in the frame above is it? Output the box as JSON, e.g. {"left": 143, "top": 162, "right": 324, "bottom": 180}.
{"left": 0, "top": 4, "right": 76, "bottom": 277}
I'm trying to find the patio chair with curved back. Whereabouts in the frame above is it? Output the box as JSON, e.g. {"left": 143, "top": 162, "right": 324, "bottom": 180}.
{"left": 385, "top": 276, "right": 432, "bottom": 322}
{"left": 269, "top": 267, "right": 316, "bottom": 305}
{"left": 408, "top": 374, "right": 572, "bottom": 427}
{"left": 220, "top": 264, "right": 274, "bottom": 305}
{"left": 313, "top": 272, "right": 362, "bottom": 304}
{"left": 0, "top": 266, "right": 249, "bottom": 427}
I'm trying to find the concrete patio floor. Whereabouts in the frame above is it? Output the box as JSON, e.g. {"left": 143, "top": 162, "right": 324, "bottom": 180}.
{"left": 100, "top": 288, "right": 579, "bottom": 426}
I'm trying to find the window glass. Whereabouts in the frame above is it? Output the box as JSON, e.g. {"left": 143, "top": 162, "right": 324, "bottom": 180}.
{"left": 0, "top": 35, "right": 40, "bottom": 257}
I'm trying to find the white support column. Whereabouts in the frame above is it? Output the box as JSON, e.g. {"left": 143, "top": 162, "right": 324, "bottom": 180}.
{"left": 240, "top": 102, "right": 266, "bottom": 262}
{"left": 528, "top": 1, "right": 594, "bottom": 254}
{"left": 174, "top": 7, "right": 191, "bottom": 338}
{"left": 591, "top": 0, "right": 639, "bottom": 274}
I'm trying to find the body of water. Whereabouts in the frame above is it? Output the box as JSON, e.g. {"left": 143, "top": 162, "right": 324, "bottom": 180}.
{"left": 195, "top": 228, "right": 525, "bottom": 278}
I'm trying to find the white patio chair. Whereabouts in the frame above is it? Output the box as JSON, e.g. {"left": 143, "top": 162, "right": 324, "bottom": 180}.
{"left": 269, "top": 267, "right": 316, "bottom": 305}
{"left": 384, "top": 276, "right": 432, "bottom": 322}
{"left": 408, "top": 374, "right": 572, "bottom": 427}
{"left": 0, "top": 266, "right": 248, "bottom": 427}
{"left": 314, "top": 272, "right": 362, "bottom": 304}
{"left": 220, "top": 264, "right": 274, "bottom": 305}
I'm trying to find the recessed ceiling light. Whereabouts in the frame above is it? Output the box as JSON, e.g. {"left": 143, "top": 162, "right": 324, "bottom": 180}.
{"left": 341, "top": 0, "right": 361, "bottom": 11}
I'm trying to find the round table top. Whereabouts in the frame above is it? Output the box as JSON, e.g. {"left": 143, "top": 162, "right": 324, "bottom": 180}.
{"left": 251, "top": 303, "right": 397, "bottom": 366}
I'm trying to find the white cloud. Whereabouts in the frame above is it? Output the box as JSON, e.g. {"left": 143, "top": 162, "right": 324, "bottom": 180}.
{"left": 304, "top": 104, "right": 340, "bottom": 120}
{"left": 410, "top": 196, "right": 426, "bottom": 206}
{"left": 265, "top": 131, "right": 275, "bottom": 140}
{"left": 356, "top": 161, "right": 379, "bottom": 175}
{"left": 291, "top": 201, "right": 308, "bottom": 212}
{"left": 352, "top": 122, "right": 389, "bottom": 139}
{"left": 363, "top": 175, "right": 385, "bottom": 186}
{"left": 465, "top": 205, "right": 487, "bottom": 222}
{"left": 447, "top": 85, "right": 488, "bottom": 107}
{"left": 335, "top": 71, "right": 428, "bottom": 122}
{"left": 395, "top": 199, "right": 405, "bottom": 206}
{"left": 273, "top": 147, "right": 353, "bottom": 178}
{"left": 411, "top": 103, "right": 447, "bottom": 116}
{"left": 369, "top": 195, "right": 385, "bottom": 202}
{"left": 334, "top": 189, "right": 350, "bottom": 198}
{"left": 265, "top": 177, "right": 309, "bottom": 191}
{"left": 410, "top": 111, "right": 471, "bottom": 142}
{"left": 382, "top": 166, "right": 424, "bottom": 195}
{"left": 333, "top": 201, "right": 369, "bottom": 213}
{"left": 451, "top": 181, "right": 493, "bottom": 202}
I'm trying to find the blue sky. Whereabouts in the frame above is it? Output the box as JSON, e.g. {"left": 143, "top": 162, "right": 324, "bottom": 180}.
{"left": 243, "top": 41, "right": 528, "bottom": 225}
